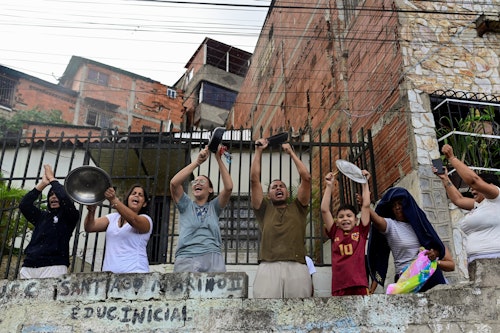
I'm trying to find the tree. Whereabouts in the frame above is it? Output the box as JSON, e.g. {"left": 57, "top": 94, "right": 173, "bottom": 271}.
{"left": 0, "top": 108, "right": 67, "bottom": 135}
{"left": 0, "top": 175, "right": 30, "bottom": 256}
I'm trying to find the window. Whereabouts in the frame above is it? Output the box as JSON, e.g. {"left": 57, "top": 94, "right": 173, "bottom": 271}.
{"left": 219, "top": 196, "right": 259, "bottom": 250}
{"left": 167, "top": 88, "right": 177, "bottom": 99}
{"left": 142, "top": 126, "right": 155, "bottom": 132}
{"left": 199, "top": 82, "right": 238, "bottom": 110}
{"left": 86, "top": 109, "right": 112, "bottom": 128}
{"left": 87, "top": 69, "right": 109, "bottom": 86}
{"left": 0, "top": 75, "right": 16, "bottom": 108}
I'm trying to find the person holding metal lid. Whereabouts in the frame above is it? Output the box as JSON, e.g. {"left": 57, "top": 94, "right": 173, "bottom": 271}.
{"left": 84, "top": 184, "right": 152, "bottom": 273}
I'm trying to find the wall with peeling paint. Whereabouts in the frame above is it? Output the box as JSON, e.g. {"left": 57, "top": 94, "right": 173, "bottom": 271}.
{"left": 1, "top": 259, "right": 499, "bottom": 332}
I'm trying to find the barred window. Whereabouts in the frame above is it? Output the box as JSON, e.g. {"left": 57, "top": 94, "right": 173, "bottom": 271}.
{"left": 219, "top": 196, "right": 259, "bottom": 251}
{"left": 0, "top": 75, "right": 16, "bottom": 108}
{"left": 86, "top": 109, "right": 112, "bottom": 128}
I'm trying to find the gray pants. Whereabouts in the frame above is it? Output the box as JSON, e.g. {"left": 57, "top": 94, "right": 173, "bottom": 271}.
{"left": 173, "top": 252, "right": 226, "bottom": 273}
{"left": 253, "top": 261, "right": 312, "bottom": 298}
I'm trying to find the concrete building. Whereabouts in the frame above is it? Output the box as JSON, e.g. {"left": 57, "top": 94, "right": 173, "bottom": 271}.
{"left": 1, "top": 56, "right": 185, "bottom": 136}
{"left": 228, "top": 0, "right": 500, "bottom": 282}
{"left": 176, "top": 38, "right": 252, "bottom": 130}
{"left": 0, "top": 65, "right": 78, "bottom": 123}
{"left": 59, "top": 56, "right": 184, "bottom": 133}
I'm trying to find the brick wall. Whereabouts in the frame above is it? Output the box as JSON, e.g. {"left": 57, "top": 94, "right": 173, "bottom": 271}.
{"left": 8, "top": 62, "right": 184, "bottom": 133}
{"left": 230, "top": 0, "right": 409, "bottom": 192}
{"left": 13, "top": 80, "right": 76, "bottom": 124}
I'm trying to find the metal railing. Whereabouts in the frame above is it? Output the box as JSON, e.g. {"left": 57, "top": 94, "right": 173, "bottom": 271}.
{"left": 0, "top": 126, "right": 375, "bottom": 279}
{"left": 431, "top": 93, "right": 500, "bottom": 192}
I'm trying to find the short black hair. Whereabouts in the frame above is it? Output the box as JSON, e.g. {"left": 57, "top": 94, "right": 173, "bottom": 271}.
{"left": 336, "top": 203, "right": 358, "bottom": 216}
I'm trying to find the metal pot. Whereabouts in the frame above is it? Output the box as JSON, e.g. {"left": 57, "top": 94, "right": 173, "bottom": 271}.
{"left": 64, "top": 166, "right": 112, "bottom": 205}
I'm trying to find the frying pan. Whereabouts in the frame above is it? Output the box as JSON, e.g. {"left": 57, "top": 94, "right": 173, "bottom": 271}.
{"left": 208, "top": 127, "right": 226, "bottom": 153}
{"left": 255, "top": 132, "right": 289, "bottom": 147}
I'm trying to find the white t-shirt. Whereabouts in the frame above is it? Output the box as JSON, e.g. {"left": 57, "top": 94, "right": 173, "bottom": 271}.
{"left": 459, "top": 186, "right": 500, "bottom": 262}
{"left": 382, "top": 218, "right": 421, "bottom": 273}
{"left": 103, "top": 212, "right": 153, "bottom": 273}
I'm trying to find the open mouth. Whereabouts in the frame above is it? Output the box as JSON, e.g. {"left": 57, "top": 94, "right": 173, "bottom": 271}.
{"left": 340, "top": 221, "right": 351, "bottom": 228}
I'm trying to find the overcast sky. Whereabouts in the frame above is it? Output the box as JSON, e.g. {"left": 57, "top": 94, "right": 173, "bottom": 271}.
{"left": 0, "top": 0, "right": 270, "bottom": 86}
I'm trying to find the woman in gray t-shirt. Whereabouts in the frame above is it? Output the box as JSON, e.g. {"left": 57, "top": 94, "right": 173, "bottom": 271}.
{"left": 170, "top": 145, "right": 233, "bottom": 272}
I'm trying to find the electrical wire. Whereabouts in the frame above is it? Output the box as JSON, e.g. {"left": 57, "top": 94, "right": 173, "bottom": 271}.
{"left": 1, "top": 0, "right": 498, "bottom": 118}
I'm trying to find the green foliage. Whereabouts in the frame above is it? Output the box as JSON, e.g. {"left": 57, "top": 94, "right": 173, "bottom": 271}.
{"left": 0, "top": 108, "right": 67, "bottom": 135}
{"left": 438, "top": 106, "right": 500, "bottom": 169}
{"left": 0, "top": 175, "right": 31, "bottom": 256}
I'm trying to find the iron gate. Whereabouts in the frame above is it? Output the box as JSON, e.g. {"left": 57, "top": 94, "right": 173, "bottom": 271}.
{"left": 0, "top": 126, "right": 375, "bottom": 279}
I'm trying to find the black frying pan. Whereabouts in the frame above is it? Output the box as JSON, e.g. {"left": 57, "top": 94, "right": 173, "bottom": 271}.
{"left": 208, "top": 127, "right": 226, "bottom": 153}
{"left": 255, "top": 132, "right": 289, "bottom": 147}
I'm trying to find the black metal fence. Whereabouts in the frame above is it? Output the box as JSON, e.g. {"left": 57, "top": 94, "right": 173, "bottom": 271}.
{"left": 0, "top": 126, "right": 375, "bottom": 279}
{"left": 431, "top": 91, "right": 500, "bottom": 172}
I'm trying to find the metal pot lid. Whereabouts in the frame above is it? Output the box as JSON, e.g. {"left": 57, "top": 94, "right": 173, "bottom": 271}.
{"left": 64, "top": 166, "right": 112, "bottom": 205}
{"left": 335, "top": 159, "right": 366, "bottom": 184}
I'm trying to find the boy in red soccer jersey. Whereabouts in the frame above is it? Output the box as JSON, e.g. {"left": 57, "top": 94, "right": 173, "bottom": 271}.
{"left": 321, "top": 170, "right": 371, "bottom": 296}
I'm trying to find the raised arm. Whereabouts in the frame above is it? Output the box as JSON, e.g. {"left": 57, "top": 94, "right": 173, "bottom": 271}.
{"left": 433, "top": 165, "right": 475, "bottom": 210}
{"left": 442, "top": 144, "right": 499, "bottom": 200}
{"left": 44, "top": 165, "right": 80, "bottom": 221}
{"left": 282, "top": 143, "right": 311, "bottom": 206}
{"left": 170, "top": 147, "right": 209, "bottom": 204}
{"left": 320, "top": 172, "right": 336, "bottom": 233}
{"left": 369, "top": 208, "right": 388, "bottom": 232}
{"left": 353, "top": 173, "right": 386, "bottom": 231}
{"left": 19, "top": 165, "right": 51, "bottom": 222}
{"left": 250, "top": 138, "right": 266, "bottom": 210}
{"left": 214, "top": 146, "right": 233, "bottom": 208}
{"left": 360, "top": 170, "right": 371, "bottom": 227}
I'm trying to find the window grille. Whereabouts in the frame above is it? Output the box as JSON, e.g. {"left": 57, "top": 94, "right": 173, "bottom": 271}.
{"left": 0, "top": 75, "right": 16, "bottom": 108}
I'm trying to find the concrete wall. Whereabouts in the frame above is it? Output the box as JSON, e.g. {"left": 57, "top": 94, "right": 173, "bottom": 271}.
{"left": 1, "top": 259, "right": 498, "bottom": 332}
